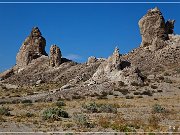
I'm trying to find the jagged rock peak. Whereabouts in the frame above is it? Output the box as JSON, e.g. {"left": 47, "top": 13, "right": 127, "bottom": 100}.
{"left": 138, "top": 7, "right": 168, "bottom": 50}
{"left": 147, "top": 7, "right": 162, "bottom": 15}
{"left": 107, "top": 47, "right": 121, "bottom": 70}
{"left": 16, "top": 27, "right": 47, "bottom": 67}
{"left": 87, "top": 56, "right": 97, "bottom": 65}
{"left": 30, "top": 27, "right": 42, "bottom": 37}
{"left": 112, "top": 47, "right": 120, "bottom": 59}
{"left": 49, "top": 45, "right": 62, "bottom": 67}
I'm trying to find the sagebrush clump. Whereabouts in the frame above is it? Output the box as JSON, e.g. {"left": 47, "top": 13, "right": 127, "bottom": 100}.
{"left": 82, "top": 102, "right": 117, "bottom": 113}
{"left": 42, "top": 107, "right": 69, "bottom": 121}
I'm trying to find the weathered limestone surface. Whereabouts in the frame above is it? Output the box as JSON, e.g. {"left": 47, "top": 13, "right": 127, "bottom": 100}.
{"left": 91, "top": 47, "right": 144, "bottom": 85}
{"left": 16, "top": 27, "right": 47, "bottom": 67}
{"left": 139, "top": 7, "right": 168, "bottom": 50}
{"left": 49, "top": 45, "right": 62, "bottom": 67}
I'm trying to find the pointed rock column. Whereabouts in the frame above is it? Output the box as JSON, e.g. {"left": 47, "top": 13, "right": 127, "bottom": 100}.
{"left": 16, "top": 27, "right": 47, "bottom": 67}
{"left": 138, "top": 7, "right": 168, "bottom": 50}
{"left": 107, "top": 47, "right": 122, "bottom": 71}
{"left": 49, "top": 45, "right": 62, "bottom": 67}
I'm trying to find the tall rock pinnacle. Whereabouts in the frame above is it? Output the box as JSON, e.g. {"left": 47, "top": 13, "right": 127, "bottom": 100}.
{"left": 49, "top": 45, "right": 62, "bottom": 67}
{"left": 16, "top": 27, "right": 48, "bottom": 67}
{"left": 107, "top": 47, "right": 121, "bottom": 71}
{"left": 138, "top": 7, "right": 168, "bottom": 50}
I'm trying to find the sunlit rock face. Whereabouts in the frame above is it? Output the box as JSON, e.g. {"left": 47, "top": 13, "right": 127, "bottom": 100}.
{"left": 138, "top": 7, "right": 168, "bottom": 50}
{"left": 16, "top": 27, "right": 47, "bottom": 67}
{"left": 49, "top": 45, "right": 62, "bottom": 67}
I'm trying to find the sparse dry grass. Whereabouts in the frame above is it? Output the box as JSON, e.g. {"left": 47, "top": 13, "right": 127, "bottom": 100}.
{"left": 0, "top": 90, "right": 179, "bottom": 132}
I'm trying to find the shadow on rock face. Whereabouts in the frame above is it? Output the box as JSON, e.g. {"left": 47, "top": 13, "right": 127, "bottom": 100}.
{"left": 120, "top": 61, "right": 131, "bottom": 70}
{"left": 61, "top": 58, "right": 73, "bottom": 63}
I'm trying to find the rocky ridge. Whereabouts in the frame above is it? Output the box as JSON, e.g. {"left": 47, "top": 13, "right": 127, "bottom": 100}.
{"left": 0, "top": 7, "right": 180, "bottom": 101}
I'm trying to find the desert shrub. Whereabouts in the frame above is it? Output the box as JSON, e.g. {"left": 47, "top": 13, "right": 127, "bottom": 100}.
{"left": 0, "top": 101, "right": 11, "bottom": 105}
{"left": 21, "top": 99, "right": 32, "bottom": 104}
{"left": 82, "top": 102, "right": 98, "bottom": 113}
{"left": 157, "top": 90, "right": 163, "bottom": 93}
{"left": 164, "top": 72, "right": 171, "bottom": 76}
{"left": 97, "top": 91, "right": 108, "bottom": 99}
{"left": 56, "top": 101, "right": 66, "bottom": 107}
{"left": 111, "top": 121, "right": 136, "bottom": 132}
{"left": 137, "top": 95, "right": 143, "bottom": 98}
{"left": 114, "top": 88, "right": 129, "bottom": 95}
{"left": 158, "top": 76, "right": 164, "bottom": 80}
{"left": 125, "top": 95, "right": 134, "bottom": 99}
{"left": 152, "top": 104, "right": 166, "bottom": 113}
{"left": 151, "top": 85, "right": 158, "bottom": 89}
{"left": 90, "top": 92, "right": 99, "bottom": 97}
{"left": 11, "top": 99, "right": 21, "bottom": 104}
{"left": 26, "top": 112, "right": 34, "bottom": 117}
{"left": 99, "top": 104, "right": 117, "bottom": 113}
{"left": 117, "top": 81, "right": 125, "bottom": 86}
{"left": 72, "top": 92, "right": 84, "bottom": 99}
{"left": 131, "top": 82, "right": 139, "bottom": 86}
{"left": 0, "top": 107, "right": 10, "bottom": 116}
{"left": 175, "top": 68, "right": 180, "bottom": 74}
{"left": 164, "top": 78, "right": 173, "bottom": 84}
{"left": 116, "top": 125, "right": 135, "bottom": 132}
{"left": 141, "top": 90, "right": 153, "bottom": 96}
{"left": 82, "top": 102, "right": 117, "bottom": 113}
{"left": 42, "top": 107, "right": 69, "bottom": 121}
{"left": 133, "top": 91, "right": 140, "bottom": 95}
{"left": 73, "top": 113, "right": 93, "bottom": 128}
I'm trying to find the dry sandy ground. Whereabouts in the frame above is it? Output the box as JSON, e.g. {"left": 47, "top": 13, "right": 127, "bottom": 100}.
{"left": 0, "top": 86, "right": 179, "bottom": 134}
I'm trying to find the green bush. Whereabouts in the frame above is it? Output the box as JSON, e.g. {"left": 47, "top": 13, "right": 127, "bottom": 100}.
{"left": 56, "top": 101, "right": 66, "bottom": 107}
{"left": 114, "top": 88, "right": 129, "bottom": 95}
{"left": 82, "top": 102, "right": 98, "bottom": 113}
{"left": 152, "top": 104, "right": 166, "bottom": 113}
{"left": 82, "top": 102, "right": 117, "bottom": 113}
{"left": 151, "top": 85, "right": 158, "bottom": 89}
{"left": 73, "top": 113, "right": 94, "bottom": 128}
{"left": 26, "top": 112, "right": 34, "bottom": 117}
{"left": 99, "top": 104, "right": 117, "bottom": 113}
{"left": 0, "top": 107, "right": 10, "bottom": 116}
{"left": 111, "top": 124, "right": 135, "bottom": 132}
{"left": 21, "top": 99, "right": 32, "bottom": 104}
{"left": 42, "top": 108, "right": 69, "bottom": 121}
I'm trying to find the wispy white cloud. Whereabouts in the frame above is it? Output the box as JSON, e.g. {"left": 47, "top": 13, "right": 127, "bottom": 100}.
{"left": 64, "top": 54, "right": 82, "bottom": 61}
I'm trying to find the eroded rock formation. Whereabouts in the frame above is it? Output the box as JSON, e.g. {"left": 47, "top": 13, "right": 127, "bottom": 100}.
{"left": 139, "top": 7, "right": 168, "bottom": 50}
{"left": 49, "top": 45, "right": 62, "bottom": 67}
{"left": 91, "top": 47, "right": 144, "bottom": 85}
{"left": 87, "top": 56, "right": 97, "bottom": 65}
{"left": 16, "top": 27, "right": 47, "bottom": 67}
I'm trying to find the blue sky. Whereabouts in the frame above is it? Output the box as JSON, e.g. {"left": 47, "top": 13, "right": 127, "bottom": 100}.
{"left": 0, "top": 1, "right": 180, "bottom": 72}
